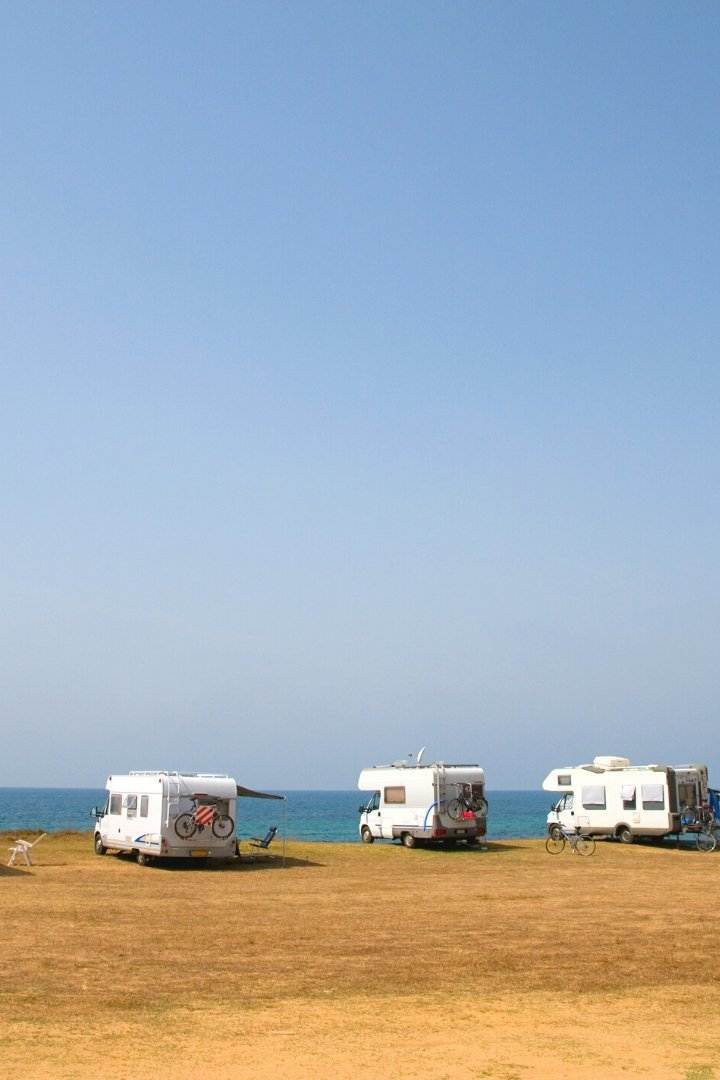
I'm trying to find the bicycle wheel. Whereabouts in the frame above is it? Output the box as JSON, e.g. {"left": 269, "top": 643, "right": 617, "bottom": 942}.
{"left": 446, "top": 799, "right": 463, "bottom": 821}
{"left": 471, "top": 797, "right": 489, "bottom": 816}
{"left": 212, "top": 813, "right": 235, "bottom": 839}
{"left": 545, "top": 836, "right": 566, "bottom": 855}
{"left": 697, "top": 831, "right": 716, "bottom": 853}
{"left": 174, "top": 813, "right": 197, "bottom": 839}
{"left": 576, "top": 836, "right": 596, "bottom": 856}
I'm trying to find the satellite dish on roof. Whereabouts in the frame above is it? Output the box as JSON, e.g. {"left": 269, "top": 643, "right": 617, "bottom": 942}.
{"left": 416, "top": 746, "right": 427, "bottom": 765}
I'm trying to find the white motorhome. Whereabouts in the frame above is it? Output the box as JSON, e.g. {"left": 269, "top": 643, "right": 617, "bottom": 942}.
{"left": 542, "top": 756, "right": 709, "bottom": 843}
{"left": 93, "top": 771, "right": 238, "bottom": 864}
{"left": 358, "top": 758, "right": 488, "bottom": 848}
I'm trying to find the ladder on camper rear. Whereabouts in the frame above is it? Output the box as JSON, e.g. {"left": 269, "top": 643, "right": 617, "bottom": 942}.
{"left": 159, "top": 772, "right": 231, "bottom": 827}
{"left": 165, "top": 771, "right": 184, "bottom": 828}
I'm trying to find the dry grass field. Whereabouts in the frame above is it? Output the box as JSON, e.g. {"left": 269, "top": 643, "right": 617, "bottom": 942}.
{"left": 1, "top": 832, "right": 719, "bottom": 1079}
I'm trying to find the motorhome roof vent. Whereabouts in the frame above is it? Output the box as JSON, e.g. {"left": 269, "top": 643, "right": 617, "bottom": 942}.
{"left": 593, "top": 756, "right": 631, "bottom": 769}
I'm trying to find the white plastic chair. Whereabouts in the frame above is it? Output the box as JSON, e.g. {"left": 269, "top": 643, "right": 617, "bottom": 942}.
{"left": 8, "top": 833, "right": 47, "bottom": 867}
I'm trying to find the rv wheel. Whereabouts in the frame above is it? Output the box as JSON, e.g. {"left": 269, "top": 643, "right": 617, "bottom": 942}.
{"left": 617, "top": 827, "right": 634, "bottom": 844}
{"left": 549, "top": 825, "right": 563, "bottom": 841}
{"left": 94, "top": 834, "right": 107, "bottom": 856}
{"left": 137, "top": 851, "right": 151, "bottom": 866}
{"left": 402, "top": 833, "right": 416, "bottom": 849}
{"left": 361, "top": 827, "right": 374, "bottom": 844}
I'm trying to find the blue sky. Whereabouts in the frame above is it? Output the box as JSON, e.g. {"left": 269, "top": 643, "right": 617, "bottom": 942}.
{"left": 1, "top": 3, "right": 719, "bottom": 788}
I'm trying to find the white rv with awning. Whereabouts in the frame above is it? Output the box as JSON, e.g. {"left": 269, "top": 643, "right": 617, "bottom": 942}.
{"left": 93, "top": 771, "right": 284, "bottom": 864}
{"left": 358, "top": 758, "right": 488, "bottom": 848}
{"left": 542, "top": 756, "right": 709, "bottom": 843}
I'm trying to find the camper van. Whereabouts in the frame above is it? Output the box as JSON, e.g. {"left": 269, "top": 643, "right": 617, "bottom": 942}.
{"left": 542, "top": 756, "right": 709, "bottom": 843}
{"left": 358, "top": 758, "right": 488, "bottom": 848}
{"left": 93, "top": 771, "right": 238, "bottom": 863}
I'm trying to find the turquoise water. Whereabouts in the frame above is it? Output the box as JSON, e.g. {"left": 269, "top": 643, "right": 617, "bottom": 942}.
{"left": 0, "top": 787, "right": 553, "bottom": 841}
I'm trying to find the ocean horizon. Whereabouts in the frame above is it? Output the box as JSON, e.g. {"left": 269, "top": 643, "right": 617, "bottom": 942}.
{"left": 0, "top": 786, "right": 551, "bottom": 841}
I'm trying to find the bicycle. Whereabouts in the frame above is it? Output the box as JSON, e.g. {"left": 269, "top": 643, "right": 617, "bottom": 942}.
{"left": 696, "top": 830, "right": 716, "bottom": 853}
{"left": 446, "top": 784, "right": 488, "bottom": 821}
{"left": 174, "top": 798, "right": 235, "bottom": 840}
{"left": 680, "top": 804, "right": 717, "bottom": 852}
{"left": 545, "top": 828, "right": 596, "bottom": 856}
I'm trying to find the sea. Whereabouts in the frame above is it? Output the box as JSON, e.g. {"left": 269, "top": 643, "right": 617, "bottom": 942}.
{"left": 0, "top": 787, "right": 551, "bottom": 841}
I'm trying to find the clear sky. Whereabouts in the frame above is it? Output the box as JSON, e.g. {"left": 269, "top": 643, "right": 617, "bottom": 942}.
{"left": 1, "top": 3, "right": 719, "bottom": 789}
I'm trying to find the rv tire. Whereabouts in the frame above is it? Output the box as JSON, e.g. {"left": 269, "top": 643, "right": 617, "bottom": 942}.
{"left": 549, "top": 825, "right": 563, "bottom": 841}
{"left": 94, "top": 834, "right": 107, "bottom": 856}
{"left": 137, "top": 851, "right": 152, "bottom": 866}
{"left": 617, "top": 826, "right": 634, "bottom": 844}
{"left": 361, "top": 827, "right": 374, "bottom": 844}
{"left": 401, "top": 832, "right": 417, "bottom": 848}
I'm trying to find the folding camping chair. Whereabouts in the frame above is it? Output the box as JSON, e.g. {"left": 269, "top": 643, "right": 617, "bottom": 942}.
{"left": 8, "top": 833, "right": 47, "bottom": 867}
{"left": 248, "top": 825, "right": 278, "bottom": 855}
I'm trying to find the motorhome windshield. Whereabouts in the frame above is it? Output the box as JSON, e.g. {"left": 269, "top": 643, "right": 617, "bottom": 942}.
{"left": 553, "top": 793, "right": 574, "bottom": 812}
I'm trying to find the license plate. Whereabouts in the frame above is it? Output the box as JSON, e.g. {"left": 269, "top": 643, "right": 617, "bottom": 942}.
{"left": 191, "top": 849, "right": 209, "bottom": 857}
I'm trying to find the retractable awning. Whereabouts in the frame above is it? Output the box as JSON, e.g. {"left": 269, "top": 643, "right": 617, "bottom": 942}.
{"left": 236, "top": 785, "right": 285, "bottom": 801}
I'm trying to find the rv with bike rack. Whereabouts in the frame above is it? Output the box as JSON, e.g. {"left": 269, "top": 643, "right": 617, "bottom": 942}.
{"left": 357, "top": 755, "right": 488, "bottom": 848}
{"left": 542, "top": 757, "right": 713, "bottom": 845}
{"left": 92, "top": 771, "right": 238, "bottom": 864}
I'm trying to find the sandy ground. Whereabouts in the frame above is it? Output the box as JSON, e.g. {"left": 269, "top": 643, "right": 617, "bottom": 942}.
{"left": 1, "top": 833, "right": 719, "bottom": 1079}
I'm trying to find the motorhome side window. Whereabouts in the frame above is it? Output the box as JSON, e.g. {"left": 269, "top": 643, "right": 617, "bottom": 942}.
{"left": 557, "top": 774, "right": 571, "bottom": 786}
{"left": 621, "top": 784, "right": 636, "bottom": 810}
{"left": 140, "top": 795, "right": 149, "bottom": 817}
{"left": 581, "top": 785, "right": 606, "bottom": 809}
{"left": 125, "top": 795, "right": 138, "bottom": 819}
{"left": 384, "top": 786, "right": 406, "bottom": 804}
{"left": 641, "top": 784, "right": 664, "bottom": 810}
{"left": 109, "top": 794, "right": 122, "bottom": 815}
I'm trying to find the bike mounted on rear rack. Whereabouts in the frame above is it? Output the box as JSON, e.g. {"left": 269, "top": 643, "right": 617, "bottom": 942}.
{"left": 174, "top": 795, "right": 235, "bottom": 840}
{"left": 678, "top": 789, "right": 719, "bottom": 852}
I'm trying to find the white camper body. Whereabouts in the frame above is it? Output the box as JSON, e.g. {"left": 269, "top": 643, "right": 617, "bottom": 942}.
{"left": 357, "top": 761, "right": 487, "bottom": 847}
{"left": 94, "top": 771, "right": 238, "bottom": 862}
{"left": 542, "top": 756, "right": 709, "bottom": 842}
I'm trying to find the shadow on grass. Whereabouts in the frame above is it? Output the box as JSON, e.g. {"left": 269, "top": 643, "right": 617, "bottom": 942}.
{"left": 377, "top": 840, "right": 520, "bottom": 855}
{"left": 589, "top": 836, "right": 719, "bottom": 855}
{"left": 115, "top": 852, "right": 324, "bottom": 872}
{"left": 437, "top": 841, "right": 520, "bottom": 855}
{"left": 0, "top": 864, "right": 35, "bottom": 877}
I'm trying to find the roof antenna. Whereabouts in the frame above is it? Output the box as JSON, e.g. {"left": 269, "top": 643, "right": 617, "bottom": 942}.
{"left": 416, "top": 746, "right": 426, "bottom": 765}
